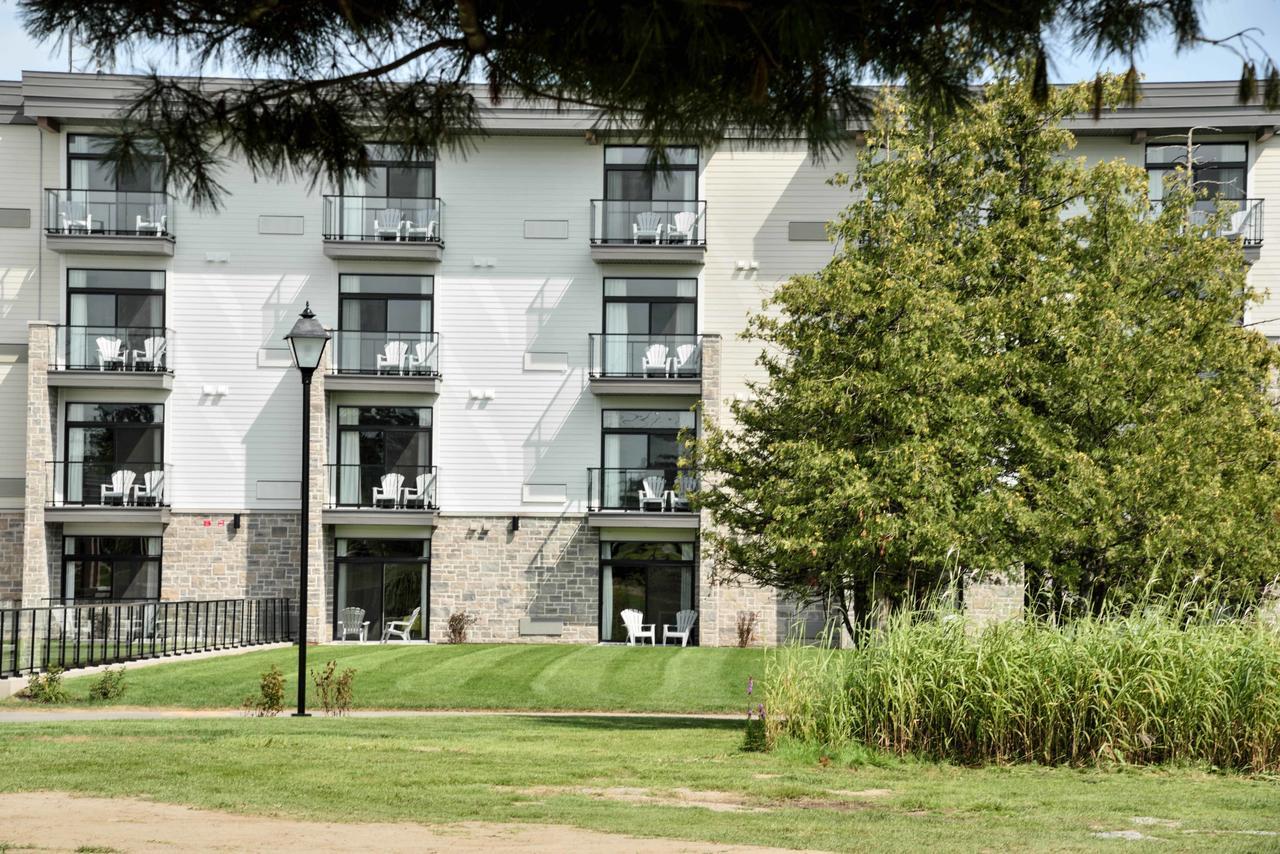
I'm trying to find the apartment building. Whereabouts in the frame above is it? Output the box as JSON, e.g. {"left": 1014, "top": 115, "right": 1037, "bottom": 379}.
{"left": 0, "top": 72, "right": 1273, "bottom": 645}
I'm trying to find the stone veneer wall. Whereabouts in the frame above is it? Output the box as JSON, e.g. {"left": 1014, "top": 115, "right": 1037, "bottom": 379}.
{"left": 0, "top": 512, "right": 23, "bottom": 606}
{"left": 162, "top": 512, "right": 303, "bottom": 601}
{"left": 429, "top": 515, "right": 600, "bottom": 643}
{"left": 22, "top": 322, "right": 53, "bottom": 605}
{"left": 965, "top": 570, "right": 1025, "bottom": 628}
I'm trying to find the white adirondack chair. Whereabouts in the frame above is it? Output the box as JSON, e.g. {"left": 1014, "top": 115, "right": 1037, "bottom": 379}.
{"left": 376, "top": 341, "right": 409, "bottom": 374}
{"left": 382, "top": 606, "right": 422, "bottom": 642}
{"left": 372, "top": 472, "right": 405, "bottom": 507}
{"left": 101, "top": 469, "right": 136, "bottom": 505}
{"left": 621, "top": 608, "right": 656, "bottom": 645}
{"left": 373, "top": 207, "right": 403, "bottom": 241}
{"left": 662, "top": 609, "right": 698, "bottom": 647}
{"left": 404, "top": 216, "right": 438, "bottom": 241}
{"left": 401, "top": 471, "right": 436, "bottom": 509}
{"left": 670, "top": 474, "right": 697, "bottom": 512}
{"left": 134, "top": 469, "right": 165, "bottom": 506}
{"left": 638, "top": 474, "right": 666, "bottom": 512}
{"left": 130, "top": 336, "right": 167, "bottom": 371}
{"left": 337, "top": 606, "right": 370, "bottom": 642}
{"left": 61, "top": 200, "right": 93, "bottom": 233}
{"left": 135, "top": 206, "right": 167, "bottom": 235}
{"left": 672, "top": 342, "right": 699, "bottom": 376}
{"left": 641, "top": 343, "right": 670, "bottom": 378}
{"left": 406, "top": 340, "right": 436, "bottom": 375}
{"left": 633, "top": 211, "right": 663, "bottom": 243}
{"left": 1223, "top": 204, "right": 1254, "bottom": 239}
{"left": 667, "top": 210, "right": 700, "bottom": 244}
{"left": 96, "top": 337, "right": 125, "bottom": 371}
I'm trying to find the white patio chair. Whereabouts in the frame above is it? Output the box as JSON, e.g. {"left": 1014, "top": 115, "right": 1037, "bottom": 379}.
{"left": 61, "top": 201, "right": 93, "bottom": 233}
{"left": 633, "top": 211, "right": 663, "bottom": 243}
{"left": 641, "top": 343, "right": 670, "bottom": 378}
{"left": 135, "top": 206, "right": 167, "bottom": 236}
{"left": 371, "top": 472, "right": 405, "bottom": 507}
{"left": 1222, "top": 205, "right": 1254, "bottom": 239}
{"left": 337, "top": 606, "right": 370, "bottom": 642}
{"left": 382, "top": 606, "right": 422, "bottom": 642}
{"left": 130, "top": 336, "right": 167, "bottom": 371}
{"left": 667, "top": 210, "right": 700, "bottom": 244}
{"left": 620, "top": 608, "right": 656, "bottom": 645}
{"left": 401, "top": 471, "right": 436, "bottom": 509}
{"left": 662, "top": 609, "right": 698, "bottom": 647}
{"left": 133, "top": 469, "right": 165, "bottom": 506}
{"left": 96, "top": 336, "right": 125, "bottom": 371}
{"left": 404, "top": 217, "right": 438, "bottom": 241}
{"left": 101, "top": 469, "right": 137, "bottom": 505}
{"left": 405, "top": 340, "right": 437, "bottom": 375}
{"left": 672, "top": 342, "right": 700, "bottom": 376}
{"left": 375, "top": 341, "right": 409, "bottom": 374}
{"left": 125, "top": 603, "right": 158, "bottom": 644}
{"left": 670, "top": 474, "right": 697, "bottom": 512}
{"left": 373, "top": 207, "right": 402, "bottom": 241}
{"left": 639, "top": 474, "right": 666, "bottom": 512}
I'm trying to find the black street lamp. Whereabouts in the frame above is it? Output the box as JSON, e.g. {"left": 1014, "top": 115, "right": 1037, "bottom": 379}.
{"left": 284, "top": 302, "right": 329, "bottom": 717}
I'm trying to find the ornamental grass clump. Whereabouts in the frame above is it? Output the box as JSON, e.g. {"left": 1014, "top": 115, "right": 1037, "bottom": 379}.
{"left": 765, "top": 598, "right": 1280, "bottom": 772}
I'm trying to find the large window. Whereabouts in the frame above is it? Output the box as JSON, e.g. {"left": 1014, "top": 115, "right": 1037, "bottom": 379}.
{"left": 62, "top": 403, "right": 164, "bottom": 506}
{"left": 335, "top": 538, "right": 430, "bottom": 640}
{"left": 604, "top": 146, "right": 698, "bottom": 202}
{"left": 332, "top": 144, "right": 438, "bottom": 241}
{"left": 62, "top": 536, "right": 162, "bottom": 602}
{"left": 68, "top": 134, "right": 164, "bottom": 194}
{"left": 598, "top": 146, "right": 701, "bottom": 245}
{"left": 599, "top": 541, "right": 696, "bottom": 643}
{"left": 600, "top": 278, "right": 698, "bottom": 377}
{"left": 62, "top": 134, "right": 166, "bottom": 236}
{"left": 1146, "top": 142, "right": 1247, "bottom": 201}
{"left": 335, "top": 274, "right": 435, "bottom": 375}
{"left": 344, "top": 144, "right": 434, "bottom": 199}
{"left": 334, "top": 407, "right": 433, "bottom": 508}
{"left": 599, "top": 409, "right": 696, "bottom": 510}
{"left": 65, "top": 269, "right": 166, "bottom": 371}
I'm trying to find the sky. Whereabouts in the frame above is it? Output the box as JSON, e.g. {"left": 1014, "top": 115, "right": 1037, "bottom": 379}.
{"left": 0, "top": 0, "right": 1276, "bottom": 84}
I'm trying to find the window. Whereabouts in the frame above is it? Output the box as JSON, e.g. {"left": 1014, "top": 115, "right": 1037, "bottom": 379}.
{"left": 68, "top": 134, "right": 165, "bottom": 194}
{"left": 599, "top": 409, "right": 696, "bottom": 509}
{"left": 599, "top": 541, "right": 695, "bottom": 643}
{"left": 604, "top": 146, "right": 698, "bottom": 202}
{"left": 601, "top": 278, "right": 698, "bottom": 377}
{"left": 343, "top": 144, "right": 434, "bottom": 199}
{"left": 335, "top": 538, "right": 430, "bottom": 640}
{"left": 336, "top": 274, "right": 434, "bottom": 374}
{"left": 334, "top": 407, "right": 433, "bottom": 507}
{"left": 597, "top": 147, "right": 701, "bottom": 245}
{"left": 62, "top": 403, "right": 164, "bottom": 506}
{"left": 65, "top": 269, "right": 166, "bottom": 370}
{"left": 63, "top": 536, "right": 162, "bottom": 602}
{"left": 1146, "top": 142, "right": 1247, "bottom": 201}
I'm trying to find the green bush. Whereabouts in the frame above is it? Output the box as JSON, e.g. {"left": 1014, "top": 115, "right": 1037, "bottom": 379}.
{"left": 22, "top": 667, "right": 68, "bottom": 704}
{"left": 87, "top": 667, "right": 127, "bottom": 701}
{"left": 766, "top": 599, "right": 1280, "bottom": 771}
{"left": 311, "top": 659, "right": 357, "bottom": 716}
{"left": 242, "top": 665, "right": 286, "bottom": 716}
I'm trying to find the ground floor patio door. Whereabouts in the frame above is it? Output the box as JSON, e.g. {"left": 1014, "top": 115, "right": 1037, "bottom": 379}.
{"left": 599, "top": 541, "right": 696, "bottom": 644}
{"left": 334, "top": 538, "right": 430, "bottom": 640}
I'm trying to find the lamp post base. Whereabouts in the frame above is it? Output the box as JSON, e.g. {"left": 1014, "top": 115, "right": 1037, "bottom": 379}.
{"left": 291, "top": 712, "right": 312, "bottom": 718}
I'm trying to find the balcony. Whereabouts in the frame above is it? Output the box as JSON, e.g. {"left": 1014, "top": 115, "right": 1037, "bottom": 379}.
{"left": 1151, "top": 198, "right": 1264, "bottom": 263}
{"left": 588, "top": 334, "right": 702, "bottom": 395}
{"left": 322, "top": 464, "right": 438, "bottom": 525}
{"left": 325, "top": 331, "right": 440, "bottom": 393}
{"left": 47, "top": 326, "right": 173, "bottom": 390}
{"left": 44, "top": 461, "right": 171, "bottom": 523}
{"left": 322, "top": 196, "right": 444, "bottom": 261}
{"left": 589, "top": 200, "right": 706, "bottom": 264}
{"left": 44, "top": 190, "right": 174, "bottom": 255}
{"left": 587, "top": 467, "right": 699, "bottom": 528}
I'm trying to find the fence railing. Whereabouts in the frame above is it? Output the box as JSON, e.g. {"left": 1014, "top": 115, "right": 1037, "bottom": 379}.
{"left": 588, "top": 467, "right": 698, "bottom": 512}
{"left": 325, "top": 463, "right": 438, "bottom": 509}
{"left": 331, "top": 330, "right": 439, "bottom": 376}
{"left": 45, "top": 460, "right": 171, "bottom": 508}
{"left": 1150, "top": 197, "right": 1263, "bottom": 246}
{"left": 53, "top": 325, "right": 173, "bottom": 372}
{"left": 45, "top": 189, "right": 173, "bottom": 237}
{"left": 590, "top": 199, "right": 706, "bottom": 246}
{"left": 0, "top": 597, "right": 292, "bottom": 678}
{"left": 322, "top": 195, "right": 443, "bottom": 242}
{"left": 588, "top": 333, "right": 703, "bottom": 379}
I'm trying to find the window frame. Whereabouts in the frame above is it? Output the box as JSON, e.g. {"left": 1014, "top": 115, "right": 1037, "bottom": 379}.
{"left": 600, "top": 277, "right": 698, "bottom": 336}
{"left": 66, "top": 133, "right": 165, "bottom": 193}
{"left": 339, "top": 143, "right": 436, "bottom": 199}
{"left": 61, "top": 534, "right": 163, "bottom": 603}
{"left": 602, "top": 145, "right": 700, "bottom": 202}
{"left": 65, "top": 267, "right": 167, "bottom": 329}
{"left": 1144, "top": 141, "right": 1249, "bottom": 200}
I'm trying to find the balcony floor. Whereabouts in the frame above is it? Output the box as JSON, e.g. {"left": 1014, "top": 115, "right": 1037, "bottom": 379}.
{"left": 325, "top": 373, "right": 441, "bottom": 394}
{"left": 589, "top": 376, "right": 701, "bottom": 396}
{"left": 323, "top": 239, "right": 443, "bottom": 262}
{"left": 45, "top": 233, "right": 175, "bottom": 256}
{"left": 48, "top": 370, "right": 173, "bottom": 391}
{"left": 590, "top": 244, "right": 706, "bottom": 265}
{"left": 587, "top": 510, "right": 699, "bottom": 529}
{"left": 45, "top": 505, "right": 170, "bottom": 524}
{"left": 322, "top": 508, "right": 440, "bottom": 526}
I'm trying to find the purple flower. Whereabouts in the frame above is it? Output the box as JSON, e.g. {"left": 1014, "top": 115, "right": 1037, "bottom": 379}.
{"left": 757, "top": 703, "right": 765, "bottom": 718}
{"left": 747, "top": 676, "right": 754, "bottom": 696}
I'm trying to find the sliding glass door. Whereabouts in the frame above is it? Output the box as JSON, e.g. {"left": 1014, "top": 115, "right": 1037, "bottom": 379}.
{"left": 334, "top": 539, "right": 430, "bottom": 640}
{"left": 64, "top": 403, "right": 164, "bottom": 505}
{"left": 600, "top": 409, "right": 695, "bottom": 509}
{"left": 599, "top": 542, "right": 696, "bottom": 643}
{"left": 334, "top": 406, "right": 432, "bottom": 507}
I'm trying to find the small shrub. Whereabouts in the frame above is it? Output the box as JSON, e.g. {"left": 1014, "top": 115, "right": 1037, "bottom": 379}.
{"left": 447, "top": 610, "right": 478, "bottom": 644}
{"left": 312, "top": 659, "right": 357, "bottom": 716}
{"left": 242, "top": 665, "right": 286, "bottom": 716}
{"left": 87, "top": 667, "right": 127, "bottom": 701}
{"left": 22, "top": 667, "right": 68, "bottom": 704}
{"left": 736, "top": 611, "right": 757, "bottom": 647}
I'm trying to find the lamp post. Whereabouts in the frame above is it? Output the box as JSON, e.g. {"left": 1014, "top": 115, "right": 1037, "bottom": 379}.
{"left": 284, "top": 302, "right": 329, "bottom": 717}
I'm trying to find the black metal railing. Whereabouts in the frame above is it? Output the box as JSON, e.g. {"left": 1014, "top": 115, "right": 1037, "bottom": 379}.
{"left": 46, "top": 461, "right": 171, "bottom": 508}
{"left": 588, "top": 467, "right": 698, "bottom": 512}
{"left": 53, "top": 325, "right": 173, "bottom": 372}
{"left": 325, "top": 463, "right": 438, "bottom": 509}
{"left": 45, "top": 189, "right": 173, "bottom": 237}
{"left": 589, "top": 334, "right": 703, "bottom": 379}
{"left": 331, "top": 331, "right": 440, "bottom": 376}
{"left": 590, "top": 199, "right": 707, "bottom": 246}
{"left": 0, "top": 597, "right": 292, "bottom": 678}
{"left": 1150, "top": 198, "right": 1263, "bottom": 246}
{"left": 322, "top": 195, "right": 443, "bottom": 242}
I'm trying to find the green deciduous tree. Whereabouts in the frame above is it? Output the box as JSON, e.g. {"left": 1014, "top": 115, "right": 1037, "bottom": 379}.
{"left": 691, "top": 72, "right": 1280, "bottom": 634}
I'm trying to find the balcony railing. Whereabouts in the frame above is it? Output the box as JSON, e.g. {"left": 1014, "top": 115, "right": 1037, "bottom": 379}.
{"left": 331, "top": 331, "right": 439, "bottom": 376}
{"left": 588, "top": 467, "right": 698, "bottom": 512}
{"left": 325, "top": 464, "right": 437, "bottom": 510}
{"left": 46, "top": 461, "right": 171, "bottom": 508}
{"left": 45, "top": 189, "right": 172, "bottom": 237}
{"left": 589, "top": 334, "right": 702, "bottom": 379}
{"left": 590, "top": 199, "right": 706, "bottom": 246}
{"left": 1151, "top": 198, "right": 1263, "bottom": 246}
{"left": 322, "top": 195, "right": 443, "bottom": 242}
{"left": 53, "top": 325, "right": 172, "bottom": 372}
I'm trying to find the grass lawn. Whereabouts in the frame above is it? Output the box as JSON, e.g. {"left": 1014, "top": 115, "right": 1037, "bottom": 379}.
{"left": 21, "top": 643, "right": 767, "bottom": 713}
{"left": 0, "top": 716, "right": 1276, "bottom": 852}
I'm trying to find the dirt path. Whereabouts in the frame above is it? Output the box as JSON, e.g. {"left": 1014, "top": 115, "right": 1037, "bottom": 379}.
{"left": 0, "top": 708, "right": 741, "bottom": 722}
{"left": 0, "top": 792, "right": 816, "bottom": 853}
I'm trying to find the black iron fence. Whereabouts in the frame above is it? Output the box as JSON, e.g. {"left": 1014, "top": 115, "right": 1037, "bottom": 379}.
{"left": 45, "top": 189, "right": 173, "bottom": 237}
{"left": 588, "top": 467, "right": 699, "bottom": 512}
{"left": 0, "top": 597, "right": 293, "bottom": 678}
{"left": 588, "top": 333, "right": 703, "bottom": 379}
{"left": 322, "top": 195, "right": 443, "bottom": 242}
{"left": 590, "top": 199, "right": 707, "bottom": 245}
